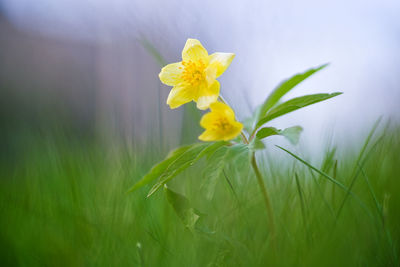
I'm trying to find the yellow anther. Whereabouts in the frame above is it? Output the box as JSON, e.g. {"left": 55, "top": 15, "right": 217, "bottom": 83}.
{"left": 181, "top": 60, "right": 206, "bottom": 87}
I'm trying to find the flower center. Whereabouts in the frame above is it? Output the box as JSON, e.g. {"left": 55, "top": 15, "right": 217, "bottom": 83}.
{"left": 180, "top": 60, "right": 206, "bottom": 86}
{"left": 212, "top": 117, "right": 232, "bottom": 131}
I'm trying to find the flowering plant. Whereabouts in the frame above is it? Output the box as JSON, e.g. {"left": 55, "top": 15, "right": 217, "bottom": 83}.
{"left": 129, "top": 38, "right": 341, "bottom": 234}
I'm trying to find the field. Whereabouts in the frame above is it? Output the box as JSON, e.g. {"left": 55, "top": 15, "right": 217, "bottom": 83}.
{"left": 1, "top": 120, "right": 399, "bottom": 267}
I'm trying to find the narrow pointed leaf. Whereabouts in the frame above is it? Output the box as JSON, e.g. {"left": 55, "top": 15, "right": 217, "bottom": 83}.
{"left": 164, "top": 185, "right": 202, "bottom": 229}
{"left": 127, "top": 144, "right": 195, "bottom": 193}
{"left": 276, "top": 145, "right": 371, "bottom": 214}
{"left": 256, "top": 127, "right": 281, "bottom": 139}
{"left": 129, "top": 141, "right": 228, "bottom": 195}
{"left": 256, "top": 126, "right": 303, "bottom": 145}
{"left": 147, "top": 143, "right": 225, "bottom": 197}
{"left": 248, "top": 138, "right": 266, "bottom": 151}
{"left": 281, "top": 126, "right": 303, "bottom": 145}
{"left": 242, "top": 116, "right": 255, "bottom": 133}
{"left": 276, "top": 145, "right": 348, "bottom": 190}
{"left": 256, "top": 63, "right": 329, "bottom": 122}
{"left": 256, "top": 92, "right": 342, "bottom": 128}
{"left": 201, "top": 144, "right": 249, "bottom": 200}
{"left": 201, "top": 146, "right": 230, "bottom": 200}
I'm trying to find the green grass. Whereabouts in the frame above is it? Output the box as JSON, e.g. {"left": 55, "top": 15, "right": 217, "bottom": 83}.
{"left": 1, "top": 125, "right": 400, "bottom": 266}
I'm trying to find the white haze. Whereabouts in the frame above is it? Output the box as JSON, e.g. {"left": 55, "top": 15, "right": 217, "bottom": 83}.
{"left": 3, "top": 0, "right": 400, "bottom": 154}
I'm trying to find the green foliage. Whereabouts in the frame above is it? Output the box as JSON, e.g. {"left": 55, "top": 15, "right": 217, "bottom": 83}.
{"left": 248, "top": 138, "right": 266, "bottom": 150}
{"left": 2, "top": 40, "right": 398, "bottom": 266}
{"left": 130, "top": 63, "right": 345, "bottom": 227}
{"left": 1, "top": 125, "right": 400, "bottom": 266}
{"left": 280, "top": 126, "right": 303, "bottom": 144}
{"left": 202, "top": 145, "right": 238, "bottom": 200}
{"left": 127, "top": 144, "right": 194, "bottom": 193}
{"left": 275, "top": 145, "right": 370, "bottom": 214}
{"left": 164, "top": 185, "right": 202, "bottom": 229}
{"left": 256, "top": 126, "right": 303, "bottom": 145}
{"left": 255, "top": 63, "right": 329, "bottom": 123}
{"left": 276, "top": 145, "right": 350, "bottom": 191}
{"left": 128, "top": 141, "right": 228, "bottom": 196}
{"left": 146, "top": 142, "right": 226, "bottom": 197}
{"left": 255, "top": 92, "right": 342, "bottom": 128}
{"left": 239, "top": 64, "right": 341, "bottom": 147}
{"left": 255, "top": 127, "right": 281, "bottom": 139}
{"left": 132, "top": 142, "right": 248, "bottom": 199}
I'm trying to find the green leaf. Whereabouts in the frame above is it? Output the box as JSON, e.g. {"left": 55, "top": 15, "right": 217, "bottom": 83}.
{"left": 198, "top": 141, "right": 229, "bottom": 159}
{"left": 164, "top": 185, "right": 202, "bottom": 229}
{"left": 256, "top": 92, "right": 342, "bottom": 128}
{"left": 245, "top": 105, "right": 262, "bottom": 133}
{"left": 281, "top": 126, "right": 303, "bottom": 145}
{"left": 248, "top": 138, "right": 266, "bottom": 151}
{"left": 242, "top": 117, "right": 255, "bottom": 134}
{"left": 225, "top": 144, "right": 252, "bottom": 175}
{"left": 256, "top": 126, "right": 303, "bottom": 145}
{"left": 227, "top": 143, "right": 250, "bottom": 158}
{"left": 201, "top": 146, "right": 230, "bottom": 200}
{"left": 336, "top": 117, "right": 383, "bottom": 219}
{"left": 201, "top": 144, "right": 250, "bottom": 200}
{"left": 255, "top": 127, "right": 281, "bottom": 139}
{"left": 127, "top": 144, "right": 195, "bottom": 193}
{"left": 128, "top": 142, "right": 225, "bottom": 194}
{"left": 256, "top": 64, "right": 329, "bottom": 122}
{"left": 147, "top": 142, "right": 226, "bottom": 197}
{"left": 275, "top": 145, "right": 370, "bottom": 214}
{"left": 276, "top": 146, "right": 346, "bottom": 191}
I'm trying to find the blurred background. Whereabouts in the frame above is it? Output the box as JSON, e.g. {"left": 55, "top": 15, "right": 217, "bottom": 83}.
{"left": 1, "top": 0, "right": 399, "bottom": 152}
{"left": 1, "top": 1, "right": 400, "bottom": 266}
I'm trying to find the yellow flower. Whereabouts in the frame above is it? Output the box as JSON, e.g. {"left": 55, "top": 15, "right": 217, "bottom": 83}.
{"left": 159, "top": 39, "right": 235, "bottom": 110}
{"left": 199, "top": 102, "right": 243, "bottom": 141}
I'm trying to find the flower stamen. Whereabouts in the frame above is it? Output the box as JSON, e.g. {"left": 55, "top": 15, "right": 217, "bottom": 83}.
{"left": 212, "top": 117, "right": 232, "bottom": 131}
{"left": 180, "top": 60, "right": 206, "bottom": 86}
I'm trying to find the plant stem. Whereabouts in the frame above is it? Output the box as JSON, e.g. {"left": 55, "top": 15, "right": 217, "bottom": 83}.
{"left": 240, "top": 131, "right": 249, "bottom": 144}
{"left": 219, "top": 95, "right": 274, "bottom": 243}
{"left": 251, "top": 151, "right": 276, "bottom": 247}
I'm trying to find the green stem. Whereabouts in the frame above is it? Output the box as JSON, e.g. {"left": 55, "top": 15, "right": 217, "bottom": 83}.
{"left": 251, "top": 152, "right": 276, "bottom": 246}
{"left": 218, "top": 95, "right": 274, "bottom": 242}
{"left": 240, "top": 131, "right": 249, "bottom": 144}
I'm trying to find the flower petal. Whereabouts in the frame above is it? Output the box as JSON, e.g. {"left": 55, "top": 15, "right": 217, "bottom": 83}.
{"left": 166, "top": 85, "right": 193, "bottom": 109}
{"left": 199, "top": 113, "right": 218, "bottom": 128}
{"left": 209, "top": 101, "right": 235, "bottom": 121}
{"left": 198, "top": 129, "right": 221, "bottom": 141}
{"left": 205, "top": 65, "right": 217, "bottom": 86}
{"left": 182, "top": 39, "right": 209, "bottom": 63}
{"left": 222, "top": 121, "right": 243, "bottom": 141}
{"left": 159, "top": 62, "right": 184, "bottom": 86}
{"left": 196, "top": 95, "right": 218, "bottom": 110}
{"left": 198, "top": 101, "right": 243, "bottom": 141}
{"left": 208, "top": 52, "right": 235, "bottom": 77}
{"left": 196, "top": 81, "right": 220, "bottom": 110}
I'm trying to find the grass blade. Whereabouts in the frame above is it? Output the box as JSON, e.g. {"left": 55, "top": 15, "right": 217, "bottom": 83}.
{"left": 359, "top": 164, "right": 382, "bottom": 220}
{"left": 294, "top": 173, "right": 310, "bottom": 243}
{"left": 276, "top": 146, "right": 347, "bottom": 190}
{"left": 276, "top": 145, "right": 370, "bottom": 214}
{"left": 139, "top": 37, "right": 167, "bottom": 67}
{"left": 336, "top": 117, "right": 383, "bottom": 218}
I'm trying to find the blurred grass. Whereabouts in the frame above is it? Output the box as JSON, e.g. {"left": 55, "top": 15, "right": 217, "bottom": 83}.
{"left": 0, "top": 123, "right": 400, "bottom": 266}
